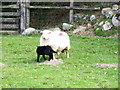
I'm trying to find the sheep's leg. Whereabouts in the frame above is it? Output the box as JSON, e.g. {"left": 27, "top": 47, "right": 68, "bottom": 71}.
{"left": 66, "top": 50, "right": 69, "bottom": 58}
{"left": 48, "top": 54, "right": 53, "bottom": 61}
{"left": 53, "top": 53, "right": 56, "bottom": 60}
{"left": 37, "top": 54, "right": 40, "bottom": 62}
{"left": 43, "top": 55, "right": 46, "bottom": 60}
{"left": 48, "top": 56, "right": 51, "bottom": 61}
{"left": 51, "top": 54, "right": 53, "bottom": 60}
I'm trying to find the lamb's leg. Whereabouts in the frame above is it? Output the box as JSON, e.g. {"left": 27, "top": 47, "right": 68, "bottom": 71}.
{"left": 43, "top": 55, "right": 46, "bottom": 60}
{"left": 51, "top": 54, "right": 54, "bottom": 60}
{"left": 48, "top": 55, "right": 53, "bottom": 61}
{"left": 37, "top": 54, "right": 40, "bottom": 62}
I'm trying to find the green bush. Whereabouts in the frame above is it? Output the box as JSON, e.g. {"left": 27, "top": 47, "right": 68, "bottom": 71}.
{"left": 69, "top": 25, "right": 77, "bottom": 30}
{"left": 76, "top": 19, "right": 83, "bottom": 25}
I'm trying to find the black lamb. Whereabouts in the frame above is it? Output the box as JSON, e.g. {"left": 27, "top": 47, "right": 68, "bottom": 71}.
{"left": 36, "top": 45, "right": 57, "bottom": 62}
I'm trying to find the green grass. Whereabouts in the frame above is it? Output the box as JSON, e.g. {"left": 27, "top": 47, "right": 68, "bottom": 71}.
{"left": 94, "top": 26, "right": 118, "bottom": 37}
{"left": 1, "top": 34, "right": 118, "bottom": 88}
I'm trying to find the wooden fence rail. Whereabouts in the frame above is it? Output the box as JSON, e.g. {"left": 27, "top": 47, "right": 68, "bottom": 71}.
{"left": 0, "top": 0, "right": 101, "bottom": 34}
{"left": 0, "top": 18, "right": 18, "bottom": 23}
{"left": 0, "top": 5, "right": 19, "bottom": 9}
{"left": 28, "top": 6, "right": 101, "bottom": 10}
{"left": 0, "top": 12, "right": 19, "bottom": 16}
{"left": 1, "top": 24, "right": 19, "bottom": 29}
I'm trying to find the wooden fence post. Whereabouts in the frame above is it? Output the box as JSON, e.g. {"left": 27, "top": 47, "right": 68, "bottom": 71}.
{"left": 19, "top": 0, "right": 30, "bottom": 33}
{"left": 0, "top": 2, "right": 2, "bottom": 31}
{"left": 26, "top": 0, "right": 30, "bottom": 29}
{"left": 70, "top": 0, "right": 74, "bottom": 24}
{"left": 20, "top": 0, "right": 26, "bottom": 33}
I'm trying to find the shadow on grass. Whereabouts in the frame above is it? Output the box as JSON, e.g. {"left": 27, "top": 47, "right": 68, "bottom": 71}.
{"left": 23, "top": 57, "right": 50, "bottom": 64}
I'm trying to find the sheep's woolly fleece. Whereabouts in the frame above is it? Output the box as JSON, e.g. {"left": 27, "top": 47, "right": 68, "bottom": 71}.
{"left": 38, "top": 59, "right": 63, "bottom": 66}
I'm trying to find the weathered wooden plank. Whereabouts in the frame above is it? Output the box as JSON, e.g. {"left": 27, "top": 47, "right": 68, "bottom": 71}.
{"left": 0, "top": 12, "right": 19, "bottom": 16}
{"left": 28, "top": 6, "right": 101, "bottom": 10}
{"left": 1, "top": 24, "right": 19, "bottom": 29}
{"left": 26, "top": 0, "right": 30, "bottom": 28}
{"left": 20, "top": 0, "right": 26, "bottom": 33}
{"left": 29, "top": 6, "right": 71, "bottom": 9}
{"left": 70, "top": 0, "right": 74, "bottom": 24}
{"left": 74, "top": 7, "right": 101, "bottom": 10}
{"left": 0, "top": 18, "right": 18, "bottom": 23}
{"left": 0, "top": 5, "right": 19, "bottom": 9}
{"left": 0, "top": 30, "right": 19, "bottom": 34}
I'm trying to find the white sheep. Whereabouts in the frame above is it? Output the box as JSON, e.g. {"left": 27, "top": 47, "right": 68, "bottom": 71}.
{"left": 40, "top": 30, "right": 70, "bottom": 59}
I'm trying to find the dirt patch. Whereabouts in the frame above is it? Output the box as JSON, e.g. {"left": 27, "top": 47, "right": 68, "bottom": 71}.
{"left": 67, "top": 30, "right": 119, "bottom": 38}
{"left": 68, "top": 30, "right": 94, "bottom": 35}
{"left": 38, "top": 59, "right": 63, "bottom": 66}
{"left": 96, "top": 64, "right": 118, "bottom": 67}
{"left": 108, "top": 33, "right": 119, "bottom": 38}
{"left": 0, "top": 63, "right": 5, "bottom": 67}
{"left": 76, "top": 31, "right": 94, "bottom": 36}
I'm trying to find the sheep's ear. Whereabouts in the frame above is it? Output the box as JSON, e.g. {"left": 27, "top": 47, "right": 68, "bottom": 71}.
{"left": 48, "top": 31, "right": 52, "bottom": 34}
{"left": 40, "top": 31, "right": 43, "bottom": 34}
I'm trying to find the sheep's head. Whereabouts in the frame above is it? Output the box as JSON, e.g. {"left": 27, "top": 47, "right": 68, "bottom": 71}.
{"left": 41, "top": 30, "right": 52, "bottom": 40}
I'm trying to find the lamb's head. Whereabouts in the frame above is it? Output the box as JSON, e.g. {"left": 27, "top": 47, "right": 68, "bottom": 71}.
{"left": 40, "top": 30, "right": 52, "bottom": 40}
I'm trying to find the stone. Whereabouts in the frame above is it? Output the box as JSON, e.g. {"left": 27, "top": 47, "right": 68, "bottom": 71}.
{"left": 87, "top": 23, "right": 92, "bottom": 28}
{"left": 90, "top": 15, "right": 96, "bottom": 21}
{"left": 73, "top": 26, "right": 86, "bottom": 34}
{"left": 62, "top": 23, "right": 73, "bottom": 30}
{"left": 112, "top": 15, "right": 120, "bottom": 26}
{"left": 96, "top": 28, "right": 100, "bottom": 31}
{"left": 22, "top": 27, "right": 36, "bottom": 35}
{"left": 102, "top": 8, "right": 114, "bottom": 18}
{"left": 53, "top": 27, "right": 61, "bottom": 31}
{"left": 94, "top": 22, "right": 99, "bottom": 26}
{"left": 102, "top": 21, "right": 112, "bottom": 30}
{"left": 73, "top": 13, "right": 84, "bottom": 21}
{"left": 98, "top": 21, "right": 104, "bottom": 26}
{"left": 112, "top": 4, "right": 119, "bottom": 10}
{"left": 115, "top": 10, "right": 120, "bottom": 20}
{"left": 83, "top": 16, "right": 87, "bottom": 20}
{"left": 83, "top": 15, "right": 89, "bottom": 20}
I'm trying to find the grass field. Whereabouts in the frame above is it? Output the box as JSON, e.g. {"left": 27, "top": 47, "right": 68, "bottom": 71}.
{"left": 1, "top": 34, "right": 118, "bottom": 88}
